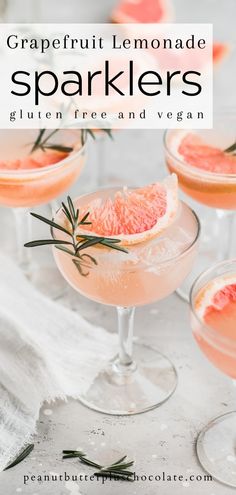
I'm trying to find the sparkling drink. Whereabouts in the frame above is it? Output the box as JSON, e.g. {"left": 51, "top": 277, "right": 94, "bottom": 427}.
{"left": 164, "top": 112, "right": 236, "bottom": 301}
{"left": 0, "top": 128, "right": 87, "bottom": 298}
{"left": 49, "top": 183, "right": 200, "bottom": 415}
{"left": 0, "top": 129, "right": 86, "bottom": 208}
{"left": 54, "top": 189, "right": 199, "bottom": 307}
{"left": 190, "top": 259, "right": 236, "bottom": 488}
{"left": 191, "top": 270, "right": 236, "bottom": 378}
{"left": 164, "top": 126, "right": 236, "bottom": 210}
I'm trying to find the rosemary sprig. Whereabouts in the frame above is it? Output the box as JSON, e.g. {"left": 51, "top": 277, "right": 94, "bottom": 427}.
{"left": 81, "top": 128, "right": 113, "bottom": 145}
{"left": 62, "top": 450, "right": 134, "bottom": 480}
{"left": 4, "top": 444, "right": 34, "bottom": 471}
{"left": 43, "top": 144, "right": 74, "bottom": 153}
{"left": 224, "top": 140, "right": 236, "bottom": 155}
{"left": 24, "top": 196, "right": 128, "bottom": 277}
{"left": 31, "top": 127, "right": 113, "bottom": 154}
{"left": 30, "top": 128, "right": 74, "bottom": 154}
{"left": 31, "top": 128, "right": 46, "bottom": 153}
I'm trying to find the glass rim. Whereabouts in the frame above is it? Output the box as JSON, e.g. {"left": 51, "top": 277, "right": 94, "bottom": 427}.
{"left": 52, "top": 188, "right": 201, "bottom": 272}
{"left": 190, "top": 258, "right": 236, "bottom": 348}
{"left": 163, "top": 126, "right": 236, "bottom": 182}
{"left": 0, "top": 130, "right": 87, "bottom": 178}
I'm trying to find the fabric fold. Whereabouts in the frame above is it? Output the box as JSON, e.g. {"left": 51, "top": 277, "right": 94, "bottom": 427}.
{"left": 0, "top": 253, "right": 117, "bottom": 471}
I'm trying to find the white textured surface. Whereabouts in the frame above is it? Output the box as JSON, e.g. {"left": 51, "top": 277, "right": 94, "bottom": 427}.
{"left": 0, "top": 252, "right": 118, "bottom": 472}
{"left": 0, "top": 0, "right": 236, "bottom": 494}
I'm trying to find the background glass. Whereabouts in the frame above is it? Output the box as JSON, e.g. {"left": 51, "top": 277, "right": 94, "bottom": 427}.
{"left": 190, "top": 259, "right": 236, "bottom": 487}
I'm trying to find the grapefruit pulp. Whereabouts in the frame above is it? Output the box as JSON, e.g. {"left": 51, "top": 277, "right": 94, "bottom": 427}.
{"left": 0, "top": 149, "right": 69, "bottom": 171}
{"left": 77, "top": 174, "right": 178, "bottom": 245}
{"left": 178, "top": 133, "right": 236, "bottom": 175}
{"left": 194, "top": 276, "right": 236, "bottom": 336}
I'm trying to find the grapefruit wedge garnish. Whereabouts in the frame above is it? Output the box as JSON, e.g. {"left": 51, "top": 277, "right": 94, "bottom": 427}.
{"left": 78, "top": 174, "right": 178, "bottom": 246}
{"left": 178, "top": 133, "right": 236, "bottom": 175}
{"left": 213, "top": 42, "right": 230, "bottom": 65}
{"left": 111, "top": 0, "right": 173, "bottom": 23}
{"left": 194, "top": 276, "right": 236, "bottom": 334}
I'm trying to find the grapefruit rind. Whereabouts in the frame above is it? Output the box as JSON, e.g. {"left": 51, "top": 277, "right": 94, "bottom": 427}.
{"left": 213, "top": 42, "right": 230, "bottom": 65}
{"left": 194, "top": 275, "right": 236, "bottom": 322}
{"left": 77, "top": 174, "right": 178, "bottom": 246}
{"left": 111, "top": 0, "right": 174, "bottom": 23}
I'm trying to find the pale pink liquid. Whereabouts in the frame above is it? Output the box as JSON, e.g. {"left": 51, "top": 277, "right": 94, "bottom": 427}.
{"left": 0, "top": 130, "right": 86, "bottom": 207}
{"left": 165, "top": 129, "right": 236, "bottom": 210}
{"left": 53, "top": 190, "right": 199, "bottom": 307}
{"left": 192, "top": 276, "right": 236, "bottom": 378}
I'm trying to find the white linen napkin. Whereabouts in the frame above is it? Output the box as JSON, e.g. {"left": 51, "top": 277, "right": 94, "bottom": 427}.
{"left": 0, "top": 252, "right": 117, "bottom": 472}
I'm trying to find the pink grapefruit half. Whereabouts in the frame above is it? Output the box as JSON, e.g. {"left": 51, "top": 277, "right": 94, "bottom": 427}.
{"left": 213, "top": 42, "right": 230, "bottom": 65}
{"left": 111, "top": 0, "right": 173, "bottom": 23}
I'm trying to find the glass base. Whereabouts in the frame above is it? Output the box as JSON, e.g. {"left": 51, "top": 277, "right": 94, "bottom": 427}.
{"left": 26, "top": 264, "right": 66, "bottom": 300}
{"left": 196, "top": 411, "right": 236, "bottom": 488}
{"left": 79, "top": 343, "right": 177, "bottom": 415}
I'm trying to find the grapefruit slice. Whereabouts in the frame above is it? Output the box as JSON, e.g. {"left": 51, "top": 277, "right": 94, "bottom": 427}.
{"left": 77, "top": 174, "right": 178, "bottom": 246}
{"left": 213, "top": 42, "right": 230, "bottom": 65}
{"left": 178, "top": 133, "right": 236, "bottom": 175}
{"left": 194, "top": 275, "right": 236, "bottom": 334}
{"left": 0, "top": 149, "right": 69, "bottom": 171}
{"left": 111, "top": 0, "right": 173, "bottom": 23}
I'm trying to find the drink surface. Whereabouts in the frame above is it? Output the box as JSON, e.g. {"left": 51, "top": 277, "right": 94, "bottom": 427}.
{"left": 192, "top": 274, "right": 236, "bottom": 378}
{"left": 0, "top": 149, "right": 68, "bottom": 171}
{"left": 0, "top": 130, "right": 86, "bottom": 207}
{"left": 53, "top": 188, "right": 199, "bottom": 307}
{"left": 165, "top": 127, "right": 236, "bottom": 209}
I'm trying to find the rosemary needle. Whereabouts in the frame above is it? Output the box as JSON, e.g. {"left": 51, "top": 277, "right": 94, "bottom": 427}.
{"left": 25, "top": 196, "right": 128, "bottom": 277}
{"left": 62, "top": 449, "right": 135, "bottom": 480}
{"left": 4, "top": 444, "right": 34, "bottom": 471}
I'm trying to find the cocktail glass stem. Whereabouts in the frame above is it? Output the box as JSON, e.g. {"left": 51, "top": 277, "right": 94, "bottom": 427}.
{"left": 13, "top": 207, "right": 32, "bottom": 271}
{"left": 216, "top": 209, "right": 235, "bottom": 259}
{"left": 78, "top": 302, "right": 177, "bottom": 414}
{"left": 96, "top": 135, "right": 107, "bottom": 187}
{"left": 0, "top": 0, "right": 7, "bottom": 19}
{"left": 116, "top": 306, "right": 136, "bottom": 372}
{"left": 13, "top": 205, "right": 65, "bottom": 300}
{"left": 50, "top": 199, "right": 60, "bottom": 216}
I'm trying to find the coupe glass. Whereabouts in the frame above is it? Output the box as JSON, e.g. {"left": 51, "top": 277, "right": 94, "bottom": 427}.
{"left": 190, "top": 259, "right": 236, "bottom": 487}
{"left": 0, "top": 129, "right": 87, "bottom": 298}
{"left": 52, "top": 187, "right": 200, "bottom": 415}
{"left": 164, "top": 111, "right": 236, "bottom": 301}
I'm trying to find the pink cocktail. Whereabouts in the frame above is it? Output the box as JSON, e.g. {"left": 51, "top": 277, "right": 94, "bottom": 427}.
{"left": 164, "top": 125, "right": 236, "bottom": 211}
{"left": 0, "top": 129, "right": 86, "bottom": 208}
{"left": 0, "top": 129, "right": 87, "bottom": 296}
{"left": 51, "top": 185, "right": 200, "bottom": 415}
{"left": 190, "top": 259, "right": 236, "bottom": 487}
{"left": 164, "top": 112, "right": 236, "bottom": 300}
{"left": 54, "top": 189, "right": 199, "bottom": 307}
